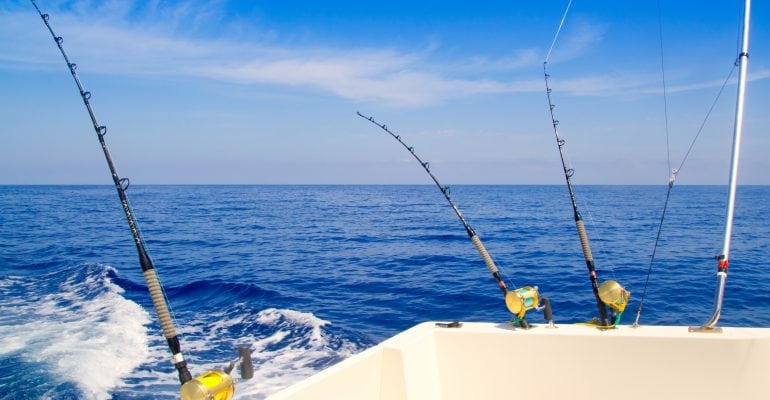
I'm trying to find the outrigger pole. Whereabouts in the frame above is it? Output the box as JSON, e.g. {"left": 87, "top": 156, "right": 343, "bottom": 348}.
{"left": 695, "top": 0, "right": 751, "bottom": 332}
{"left": 358, "top": 112, "right": 545, "bottom": 328}
{"left": 31, "top": 2, "right": 251, "bottom": 396}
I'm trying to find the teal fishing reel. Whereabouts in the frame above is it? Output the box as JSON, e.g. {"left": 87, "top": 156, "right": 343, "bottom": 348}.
{"left": 505, "top": 286, "right": 553, "bottom": 328}
{"left": 505, "top": 286, "right": 540, "bottom": 319}
{"left": 180, "top": 347, "right": 254, "bottom": 400}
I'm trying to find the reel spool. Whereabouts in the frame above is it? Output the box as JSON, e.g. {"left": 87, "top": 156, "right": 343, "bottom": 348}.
{"left": 505, "top": 286, "right": 540, "bottom": 318}
{"left": 180, "top": 346, "right": 254, "bottom": 400}
{"left": 180, "top": 370, "right": 234, "bottom": 400}
{"left": 598, "top": 280, "right": 630, "bottom": 313}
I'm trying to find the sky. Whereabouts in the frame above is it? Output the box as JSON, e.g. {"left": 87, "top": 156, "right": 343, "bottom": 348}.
{"left": 1, "top": 0, "right": 769, "bottom": 184}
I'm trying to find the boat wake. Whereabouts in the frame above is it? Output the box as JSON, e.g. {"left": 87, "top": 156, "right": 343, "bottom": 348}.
{"left": 0, "top": 264, "right": 150, "bottom": 400}
{"left": 0, "top": 263, "right": 367, "bottom": 399}
{"left": 229, "top": 308, "right": 365, "bottom": 399}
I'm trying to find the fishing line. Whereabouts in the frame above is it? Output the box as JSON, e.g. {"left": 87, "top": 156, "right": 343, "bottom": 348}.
{"left": 357, "top": 112, "right": 547, "bottom": 328}
{"left": 633, "top": 0, "right": 673, "bottom": 327}
{"left": 658, "top": 0, "right": 673, "bottom": 176}
{"left": 675, "top": 66, "right": 737, "bottom": 175}
{"left": 545, "top": 0, "right": 573, "bottom": 64}
{"left": 633, "top": 2, "right": 740, "bottom": 326}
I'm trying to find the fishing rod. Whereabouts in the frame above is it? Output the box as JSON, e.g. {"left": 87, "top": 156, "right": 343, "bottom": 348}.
{"left": 541, "top": 1, "right": 629, "bottom": 328}
{"left": 31, "top": 1, "right": 251, "bottom": 397}
{"left": 357, "top": 112, "right": 549, "bottom": 328}
{"left": 542, "top": 65, "right": 618, "bottom": 327}
{"left": 542, "top": 2, "right": 629, "bottom": 327}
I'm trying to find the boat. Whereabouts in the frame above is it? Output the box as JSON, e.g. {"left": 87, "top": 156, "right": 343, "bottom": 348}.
{"left": 268, "top": 1, "right": 770, "bottom": 399}
{"left": 268, "top": 322, "right": 770, "bottom": 400}
{"left": 26, "top": 0, "right": 765, "bottom": 398}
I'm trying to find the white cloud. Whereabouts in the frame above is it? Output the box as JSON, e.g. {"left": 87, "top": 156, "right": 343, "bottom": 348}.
{"left": 3, "top": 2, "right": 544, "bottom": 107}
{"left": 551, "top": 74, "right": 655, "bottom": 96}
{"left": 6, "top": 2, "right": 765, "bottom": 107}
{"left": 203, "top": 56, "right": 544, "bottom": 106}
{"left": 662, "top": 68, "right": 770, "bottom": 94}
{"left": 453, "top": 49, "right": 540, "bottom": 72}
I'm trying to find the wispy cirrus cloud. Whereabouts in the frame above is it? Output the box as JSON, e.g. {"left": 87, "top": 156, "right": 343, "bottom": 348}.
{"left": 202, "top": 53, "right": 544, "bottom": 106}
{"left": 5, "top": 2, "right": 764, "bottom": 107}
{"left": 652, "top": 68, "right": 770, "bottom": 94}
{"left": 549, "top": 68, "right": 770, "bottom": 98}
{"left": 449, "top": 49, "right": 541, "bottom": 73}
{"left": 3, "top": 2, "right": 545, "bottom": 107}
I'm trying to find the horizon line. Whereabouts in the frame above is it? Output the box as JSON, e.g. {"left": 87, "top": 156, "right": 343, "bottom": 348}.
{"left": 2, "top": 183, "right": 766, "bottom": 187}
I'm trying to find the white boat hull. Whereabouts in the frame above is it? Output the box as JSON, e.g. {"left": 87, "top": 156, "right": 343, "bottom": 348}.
{"left": 269, "top": 321, "right": 770, "bottom": 400}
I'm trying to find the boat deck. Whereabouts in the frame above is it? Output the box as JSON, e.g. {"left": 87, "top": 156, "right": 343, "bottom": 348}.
{"left": 269, "top": 321, "right": 770, "bottom": 400}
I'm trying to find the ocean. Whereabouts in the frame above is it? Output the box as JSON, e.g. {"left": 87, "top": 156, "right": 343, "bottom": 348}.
{"left": 1, "top": 184, "right": 769, "bottom": 399}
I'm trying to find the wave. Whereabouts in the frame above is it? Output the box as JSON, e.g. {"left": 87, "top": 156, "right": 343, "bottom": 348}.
{"left": 0, "top": 264, "right": 367, "bottom": 400}
{"left": 231, "top": 308, "right": 366, "bottom": 399}
{"left": 0, "top": 263, "right": 150, "bottom": 400}
{"left": 166, "top": 279, "right": 282, "bottom": 310}
{"left": 116, "top": 305, "right": 367, "bottom": 399}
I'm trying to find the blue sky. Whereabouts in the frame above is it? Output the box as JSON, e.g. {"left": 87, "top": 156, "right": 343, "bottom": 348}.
{"left": 1, "top": 0, "right": 768, "bottom": 184}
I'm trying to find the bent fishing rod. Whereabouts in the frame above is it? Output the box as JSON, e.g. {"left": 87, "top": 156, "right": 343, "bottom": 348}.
{"left": 31, "top": 1, "right": 251, "bottom": 397}
{"left": 357, "top": 112, "right": 548, "bottom": 327}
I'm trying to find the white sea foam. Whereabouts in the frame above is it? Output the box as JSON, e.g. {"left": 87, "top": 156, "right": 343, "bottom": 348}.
{"left": 0, "top": 266, "right": 151, "bottom": 400}
{"left": 1, "top": 272, "right": 363, "bottom": 399}
{"left": 234, "top": 308, "right": 362, "bottom": 399}
{"left": 128, "top": 307, "right": 363, "bottom": 399}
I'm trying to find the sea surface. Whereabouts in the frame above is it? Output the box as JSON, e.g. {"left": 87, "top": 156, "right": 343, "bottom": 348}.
{"left": 1, "top": 184, "right": 769, "bottom": 399}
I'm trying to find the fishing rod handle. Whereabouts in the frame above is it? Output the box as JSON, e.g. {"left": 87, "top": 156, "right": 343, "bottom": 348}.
{"left": 144, "top": 269, "right": 192, "bottom": 383}
{"left": 470, "top": 234, "right": 499, "bottom": 275}
{"left": 575, "top": 219, "right": 594, "bottom": 262}
{"left": 144, "top": 269, "right": 177, "bottom": 338}
{"left": 575, "top": 219, "right": 609, "bottom": 325}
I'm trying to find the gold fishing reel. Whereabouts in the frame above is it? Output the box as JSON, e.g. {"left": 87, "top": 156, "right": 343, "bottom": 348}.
{"left": 180, "top": 370, "right": 234, "bottom": 400}
{"left": 598, "top": 280, "right": 630, "bottom": 313}
{"left": 505, "top": 286, "right": 540, "bottom": 319}
{"left": 180, "top": 346, "right": 253, "bottom": 400}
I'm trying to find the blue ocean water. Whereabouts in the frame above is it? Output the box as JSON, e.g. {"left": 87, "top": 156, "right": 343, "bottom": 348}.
{"left": 1, "top": 184, "right": 769, "bottom": 399}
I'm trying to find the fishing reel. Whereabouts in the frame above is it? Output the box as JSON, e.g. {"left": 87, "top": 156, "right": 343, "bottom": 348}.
{"left": 505, "top": 285, "right": 555, "bottom": 328}
{"left": 598, "top": 280, "right": 630, "bottom": 314}
{"left": 180, "top": 347, "right": 254, "bottom": 400}
{"left": 505, "top": 286, "right": 540, "bottom": 319}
